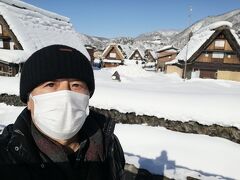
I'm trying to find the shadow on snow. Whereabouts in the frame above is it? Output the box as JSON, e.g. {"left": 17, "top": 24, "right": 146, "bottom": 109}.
{"left": 125, "top": 150, "right": 233, "bottom": 180}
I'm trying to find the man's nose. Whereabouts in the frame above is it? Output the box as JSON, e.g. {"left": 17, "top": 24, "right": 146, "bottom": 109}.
{"left": 58, "top": 80, "right": 71, "bottom": 90}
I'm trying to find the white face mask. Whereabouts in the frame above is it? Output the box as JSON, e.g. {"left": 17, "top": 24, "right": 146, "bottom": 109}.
{"left": 30, "top": 90, "right": 89, "bottom": 140}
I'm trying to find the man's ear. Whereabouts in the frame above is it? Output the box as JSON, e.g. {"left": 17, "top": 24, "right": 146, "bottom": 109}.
{"left": 27, "top": 97, "right": 33, "bottom": 111}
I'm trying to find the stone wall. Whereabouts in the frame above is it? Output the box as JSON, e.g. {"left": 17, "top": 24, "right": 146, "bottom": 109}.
{"left": 0, "top": 94, "right": 25, "bottom": 106}
{"left": 91, "top": 107, "right": 240, "bottom": 144}
{"left": 1, "top": 94, "right": 240, "bottom": 144}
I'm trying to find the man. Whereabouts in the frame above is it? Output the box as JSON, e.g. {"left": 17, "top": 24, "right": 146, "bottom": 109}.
{"left": 0, "top": 45, "right": 125, "bottom": 180}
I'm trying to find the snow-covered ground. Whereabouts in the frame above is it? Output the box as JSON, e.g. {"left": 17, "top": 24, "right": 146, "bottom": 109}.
{"left": 92, "top": 62, "right": 240, "bottom": 129}
{"left": 1, "top": 63, "right": 240, "bottom": 179}
{"left": 116, "top": 124, "right": 240, "bottom": 180}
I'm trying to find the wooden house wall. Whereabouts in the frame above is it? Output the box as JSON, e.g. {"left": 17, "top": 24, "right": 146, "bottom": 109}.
{"left": 0, "top": 16, "right": 23, "bottom": 76}
{"left": 176, "top": 29, "right": 240, "bottom": 81}
{"left": 145, "top": 50, "right": 155, "bottom": 62}
{"left": 86, "top": 48, "right": 94, "bottom": 62}
{"left": 195, "top": 34, "right": 240, "bottom": 66}
{"left": 130, "top": 50, "right": 142, "bottom": 60}
{"left": 0, "top": 15, "right": 22, "bottom": 50}
{"left": 158, "top": 53, "right": 177, "bottom": 63}
{"left": 166, "top": 65, "right": 183, "bottom": 77}
{"left": 206, "top": 39, "right": 232, "bottom": 51}
{"left": 217, "top": 71, "right": 240, "bottom": 81}
{"left": 224, "top": 54, "right": 239, "bottom": 64}
{"left": 94, "top": 51, "right": 103, "bottom": 59}
{"left": 0, "top": 62, "right": 19, "bottom": 76}
{"left": 0, "top": 24, "right": 2, "bottom": 35}
{"left": 158, "top": 51, "right": 175, "bottom": 57}
{"left": 103, "top": 63, "right": 119, "bottom": 68}
{"left": 148, "top": 54, "right": 155, "bottom": 62}
{"left": 196, "top": 52, "right": 239, "bottom": 64}
{"left": 105, "top": 46, "right": 123, "bottom": 60}
{"left": 199, "top": 70, "right": 217, "bottom": 79}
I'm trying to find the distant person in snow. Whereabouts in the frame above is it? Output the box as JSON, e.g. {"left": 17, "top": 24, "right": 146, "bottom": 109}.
{"left": 0, "top": 44, "right": 125, "bottom": 180}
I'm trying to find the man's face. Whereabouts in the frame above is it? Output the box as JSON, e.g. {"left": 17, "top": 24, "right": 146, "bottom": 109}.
{"left": 27, "top": 78, "right": 89, "bottom": 115}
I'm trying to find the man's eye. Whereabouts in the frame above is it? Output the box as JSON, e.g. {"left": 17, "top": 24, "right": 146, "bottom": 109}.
{"left": 72, "top": 83, "right": 80, "bottom": 87}
{"left": 44, "top": 82, "right": 55, "bottom": 87}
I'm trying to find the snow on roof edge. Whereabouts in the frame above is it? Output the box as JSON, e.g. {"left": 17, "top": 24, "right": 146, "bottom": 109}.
{"left": 193, "top": 21, "right": 232, "bottom": 34}
{"left": 0, "top": 0, "right": 70, "bottom": 22}
{"left": 0, "top": 1, "right": 90, "bottom": 63}
{"left": 167, "top": 21, "right": 233, "bottom": 65}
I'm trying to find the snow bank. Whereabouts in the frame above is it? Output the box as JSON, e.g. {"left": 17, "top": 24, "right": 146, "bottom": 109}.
{"left": 0, "top": 76, "right": 20, "bottom": 95}
{"left": 92, "top": 66, "right": 240, "bottom": 128}
{"left": 1, "top": 64, "right": 240, "bottom": 128}
{"left": 115, "top": 124, "right": 240, "bottom": 179}
{"left": 0, "top": 103, "right": 24, "bottom": 127}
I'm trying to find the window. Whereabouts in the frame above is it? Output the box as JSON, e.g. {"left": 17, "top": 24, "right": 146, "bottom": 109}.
{"left": 227, "top": 54, "right": 231, "bottom": 58}
{"left": 0, "top": 40, "right": 3, "bottom": 48}
{"left": 110, "top": 53, "right": 116, "bottom": 58}
{"left": 204, "top": 53, "right": 209, "bottom": 57}
{"left": 135, "top": 53, "right": 139, "bottom": 57}
{"left": 10, "top": 41, "right": 15, "bottom": 50}
{"left": 0, "top": 24, "right": 2, "bottom": 35}
{"left": 215, "top": 40, "right": 225, "bottom": 48}
{"left": 212, "top": 52, "right": 224, "bottom": 59}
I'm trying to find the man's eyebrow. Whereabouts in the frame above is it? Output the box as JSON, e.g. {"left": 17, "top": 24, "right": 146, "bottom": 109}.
{"left": 39, "top": 80, "right": 55, "bottom": 85}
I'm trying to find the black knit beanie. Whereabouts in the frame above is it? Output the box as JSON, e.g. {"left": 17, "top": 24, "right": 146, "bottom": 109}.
{"left": 20, "top": 44, "right": 95, "bottom": 103}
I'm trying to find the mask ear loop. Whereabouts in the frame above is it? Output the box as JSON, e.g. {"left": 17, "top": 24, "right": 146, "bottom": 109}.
{"left": 86, "top": 106, "right": 89, "bottom": 116}
{"left": 28, "top": 94, "right": 33, "bottom": 101}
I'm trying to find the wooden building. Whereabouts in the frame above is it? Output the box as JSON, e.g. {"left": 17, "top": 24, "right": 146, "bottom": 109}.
{"left": 94, "top": 49, "right": 104, "bottom": 60}
{"left": 156, "top": 46, "right": 179, "bottom": 71}
{"left": 129, "top": 48, "right": 145, "bottom": 60}
{"left": 0, "top": 0, "right": 89, "bottom": 76}
{"left": 156, "top": 46, "right": 179, "bottom": 62}
{"left": 102, "top": 44, "right": 125, "bottom": 67}
{"left": 167, "top": 21, "right": 240, "bottom": 81}
{"left": 85, "top": 45, "right": 96, "bottom": 64}
{"left": 0, "top": 15, "right": 23, "bottom": 76}
{"left": 144, "top": 49, "right": 157, "bottom": 62}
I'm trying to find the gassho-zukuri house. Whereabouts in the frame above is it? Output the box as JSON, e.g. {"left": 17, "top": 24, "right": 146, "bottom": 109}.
{"left": 101, "top": 43, "right": 133, "bottom": 67}
{"left": 129, "top": 48, "right": 145, "bottom": 61}
{"left": 0, "top": 0, "right": 89, "bottom": 76}
{"left": 166, "top": 21, "right": 240, "bottom": 82}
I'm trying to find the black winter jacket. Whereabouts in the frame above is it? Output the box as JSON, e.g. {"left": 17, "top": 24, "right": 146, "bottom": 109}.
{"left": 0, "top": 108, "right": 125, "bottom": 180}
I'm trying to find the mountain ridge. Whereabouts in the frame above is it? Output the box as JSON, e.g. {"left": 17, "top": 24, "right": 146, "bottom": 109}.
{"left": 79, "top": 9, "right": 240, "bottom": 51}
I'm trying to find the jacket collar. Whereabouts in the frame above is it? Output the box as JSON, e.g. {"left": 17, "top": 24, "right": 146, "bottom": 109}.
{"left": 6, "top": 108, "right": 113, "bottom": 164}
{"left": 7, "top": 108, "right": 42, "bottom": 163}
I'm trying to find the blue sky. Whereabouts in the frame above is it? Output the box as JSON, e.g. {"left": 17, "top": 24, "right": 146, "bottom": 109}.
{"left": 23, "top": 0, "right": 240, "bottom": 38}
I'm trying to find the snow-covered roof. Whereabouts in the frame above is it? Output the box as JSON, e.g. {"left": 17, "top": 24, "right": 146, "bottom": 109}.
{"left": 0, "top": 0, "right": 89, "bottom": 63}
{"left": 118, "top": 44, "right": 134, "bottom": 58}
{"left": 156, "top": 45, "right": 178, "bottom": 53}
{"left": 149, "top": 50, "right": 157, "bottom": 59}
{"left": 102, "top": 43, "right": 125, "bottom": 59}
{"left": 167, "top": 21, "right": 236, "bottom": 64}
{"left": 129, "top": 48, "right": 145, "bottom": 59}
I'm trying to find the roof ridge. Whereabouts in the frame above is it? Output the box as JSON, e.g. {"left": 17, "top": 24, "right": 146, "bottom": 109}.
{"left": 0, "top": 0, "right": 69, "bottom": 22}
